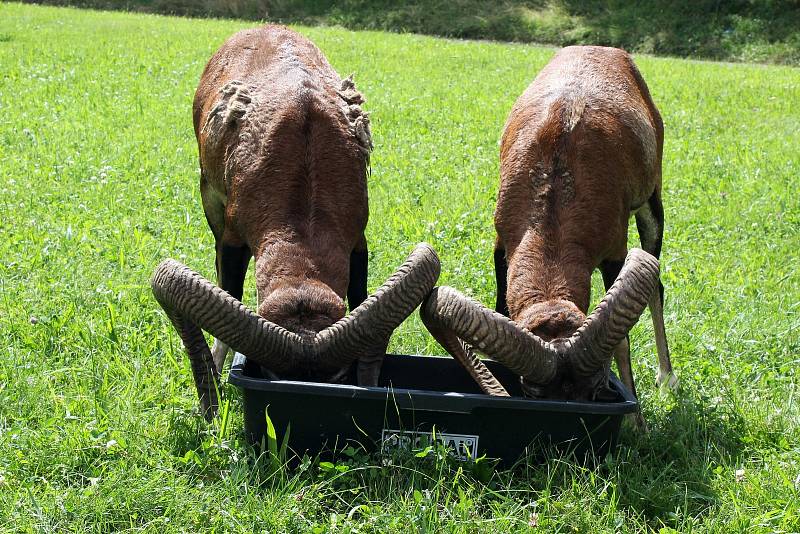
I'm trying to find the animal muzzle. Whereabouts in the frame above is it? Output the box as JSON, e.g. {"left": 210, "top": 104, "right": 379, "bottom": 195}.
{"left": 258, "top": 281, "right": 346, "bottom": 338}
{"left": 515, "top": 300, "right": 585, "bottom": 342}
{"left": 420, "top": 248, "right": 660, "bottom": 396}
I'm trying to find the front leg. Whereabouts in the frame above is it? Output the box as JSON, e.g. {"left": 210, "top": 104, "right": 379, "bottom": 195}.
{"left": 357, "top": 341, "right": 387, "bottom": 387}
{"left": 348, "top": 238, "right": 369, "bottom": 311}
{"left": 494, "top": 238, "right": 509, "bottom": 317}
{"left": 211, "top": 241, "right": 251, "bottom": 373}
{"left": 202, "top": 181, "right": 252, "bottom": 375}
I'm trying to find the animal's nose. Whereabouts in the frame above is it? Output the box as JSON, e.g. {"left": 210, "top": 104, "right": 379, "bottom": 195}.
{"left": 519, "top": 300, "right": 585, "bottom": 342}
{"left": 276, "top": 312, "right": 338, "bottom": 338}
{"left": 532, "top": 312, "right": 582, "bottom": 342}
{"left": 533, "top": 319, "right": 576, "bottom": 342}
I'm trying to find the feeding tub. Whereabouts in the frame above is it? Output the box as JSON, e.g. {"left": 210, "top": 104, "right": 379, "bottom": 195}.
{"left": 228, "top": 352, "right": 638, "bottom": 463}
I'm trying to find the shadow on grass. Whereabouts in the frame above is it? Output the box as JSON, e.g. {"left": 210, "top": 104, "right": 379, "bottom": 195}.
{"left": 613, "top": 387, "right": 748, "bottom": 521}
{"left": 499, "top": 386, "right": 750, "bottom": 526}
{"left": 163, "top": 382, "right": 751, "bottom": 528}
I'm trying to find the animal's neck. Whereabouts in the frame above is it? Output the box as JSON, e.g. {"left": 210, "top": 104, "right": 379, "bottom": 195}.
{"left": 506, "top": 237, "right": 593, "bottom": 317}
{"left": 253, "top": 241, "right": 319, "bottom": 301}
{"left": 252, "top": 242, "right": 346, "bottom": 333}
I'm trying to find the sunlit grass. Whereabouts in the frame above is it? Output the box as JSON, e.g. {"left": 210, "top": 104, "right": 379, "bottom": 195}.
{"left": 0, "top": 3, "right": 798, "bottom": 532}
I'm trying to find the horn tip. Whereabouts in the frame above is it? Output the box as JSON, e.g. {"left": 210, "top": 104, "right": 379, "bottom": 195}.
{"left": 411, "top": 242, "right": 442, "bottom": 280}
{"left": 414, "top": 241, "right": 439, "bottom": 259}
{"left": 151, "top": 258, "right": 186, "bottom": 281}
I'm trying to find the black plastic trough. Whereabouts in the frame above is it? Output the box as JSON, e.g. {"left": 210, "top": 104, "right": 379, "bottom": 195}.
{"left": 228, "top": 353, "right": 638, "bottom": 463}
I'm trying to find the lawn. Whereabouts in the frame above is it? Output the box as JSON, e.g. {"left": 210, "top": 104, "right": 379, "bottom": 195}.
{"left": 23, "top": 0, "right": 800, "bottom": 65}
{"left": 0, "top": 3, "right": 798, "bottom": 532}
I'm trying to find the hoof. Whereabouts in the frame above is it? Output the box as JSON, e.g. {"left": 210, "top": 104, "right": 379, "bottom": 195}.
{"left": 625, "top": 412, "right": 648, "bottom": 432}
{"left": 656, "top": 370, "right": 679, "bottom": 392}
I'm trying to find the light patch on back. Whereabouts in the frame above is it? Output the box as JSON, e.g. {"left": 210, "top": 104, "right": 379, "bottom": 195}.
{"left": 563, "top": 94, "right": 586, "bottom": 132}
{"left": 202, "top": 80, "right": 254, "bottom": 139}
{"left": 338, "top": 74, "right": 373, "bottom": 158}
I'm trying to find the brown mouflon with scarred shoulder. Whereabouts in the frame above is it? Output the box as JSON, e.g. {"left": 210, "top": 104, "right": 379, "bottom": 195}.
{"left": 152, "top": 25, "right": 439, "bottom": 420}
{"left": 421, "top": 46, "right": 676, "bottom": 427}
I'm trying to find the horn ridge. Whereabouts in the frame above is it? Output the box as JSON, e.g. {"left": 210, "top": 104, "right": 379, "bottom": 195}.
{"left": 566, "top": 248, "right": 660, "bottom": 373}
{"left": 420, "top": 285, "right": 559, "bottom": 385}
{"left": 153, "top": 244, "right": 442, "bottom": 416}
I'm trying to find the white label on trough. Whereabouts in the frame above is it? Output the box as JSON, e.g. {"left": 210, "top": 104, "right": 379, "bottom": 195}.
{"left": 381, "top": 429, "right": 479, "bottom": 461}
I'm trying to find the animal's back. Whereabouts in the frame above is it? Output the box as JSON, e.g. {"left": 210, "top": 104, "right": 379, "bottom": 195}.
{"left": 502, "top": 46, "right": 662, "bottom": 159}
{"left": 193, "top": 25, "right": 340, "bottom": 138}
{"left": 193, "top": 25, "right": 370, "bottom": 296}
{"left": 497, "top": 46, "right": 663, "bottom": 267}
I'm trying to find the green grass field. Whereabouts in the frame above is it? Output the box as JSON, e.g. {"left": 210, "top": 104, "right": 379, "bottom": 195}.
{"left": 1, "top": 3, "right": 799, "bottom": 532}
{"left": 23, "top": 0, "right": 800, "bottom": 65}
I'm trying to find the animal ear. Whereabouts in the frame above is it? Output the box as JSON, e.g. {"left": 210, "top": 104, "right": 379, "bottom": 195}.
{"left": 420, "top": 286, "right": 560, "bottom": 387}
{"left": 566, "top": 248, "right": 660, "bottom": 376}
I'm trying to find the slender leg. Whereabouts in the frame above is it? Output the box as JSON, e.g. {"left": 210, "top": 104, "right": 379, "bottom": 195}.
{"left": 348, "top": 237, "right": 369, "bottom": 311}
{"left": 201, "top": 177, "right": 252, "bottom": 374}
{"left": 601, "top": 258, "right": 646, "bottom": 430}
{"left": 196, "top": 179, "right": 229, "bottom": 416}
{"left": 635, "top": 191, "right": 677, "bottom": 391}
{"left": 209, "top": 342, "right": 230, "bottom": 374}
{"left": 357, "top": 342, "right": 387, "bottom": 387}
{"left": 494, "top": 238, "right": 509, "bottom": 317}
{"left": 211, "top": 242, "right": 251, "bottom": 372}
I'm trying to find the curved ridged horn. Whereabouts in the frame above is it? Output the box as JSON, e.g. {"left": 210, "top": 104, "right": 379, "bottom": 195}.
{"left": 151, "top": 243, "right": 440, "bottom": 420}
{"left": 420, "top": 302, "right": 510, "bottom": 396}
{"left": 420, "top": 248, "right": 660, "bottom": 394}
{"left": 315, "top": 243, "right": 440, "bottom": 366}
{"left": 420, "top": 286, "right": 560, "bottom": 386}
{"left": 151, "top": 259, "right": 304, "bottom": 419}
{"left": 564, "top": 248, "right": 661, "bottom": 376}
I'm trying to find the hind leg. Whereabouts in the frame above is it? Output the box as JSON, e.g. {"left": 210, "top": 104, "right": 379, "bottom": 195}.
{"left": 635, "top": 191, "right": 677, "bottom": 390}
{"left": 601, "top": 257, "right": 646, "bottom": 430}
